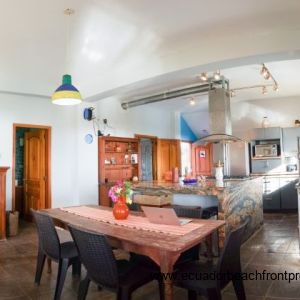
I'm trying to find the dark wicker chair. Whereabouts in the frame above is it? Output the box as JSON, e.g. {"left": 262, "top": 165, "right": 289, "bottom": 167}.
{"left": 31, "top": 209, "right": 81, "bottom": 300}
{"left": 174, "top": 222, "right": 247, "bottom": 300}
{"left": 68, "top": 224, "right": 164, "bottom": 300}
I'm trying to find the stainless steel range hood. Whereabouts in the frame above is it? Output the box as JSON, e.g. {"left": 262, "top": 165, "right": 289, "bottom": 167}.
{"left": 194, "top": 88, "right": 243, "bottom": 144}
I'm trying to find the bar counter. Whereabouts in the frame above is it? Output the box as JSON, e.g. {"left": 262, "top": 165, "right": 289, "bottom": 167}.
{"left": 133, "top": 177, "right": 263, "bottom": 247}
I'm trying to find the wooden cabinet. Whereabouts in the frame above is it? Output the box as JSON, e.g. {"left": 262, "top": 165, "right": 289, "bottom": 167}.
{"left": 157, "top": 139, "right": 181, "bottom": 181}
{"left": 98, "top": 136, "right": 140, "bottom": 206}
{"left": 191, "top": 144, "right": 213, "bottom": 176}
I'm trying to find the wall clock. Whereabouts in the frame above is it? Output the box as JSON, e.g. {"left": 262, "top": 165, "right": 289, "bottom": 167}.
{"left": 84, "top": 134, "right": 93, "bottom": 144}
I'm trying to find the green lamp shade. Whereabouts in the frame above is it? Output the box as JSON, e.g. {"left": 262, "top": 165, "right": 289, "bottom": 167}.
{"left": 52, "top": 74, "right": 82, "bottom": 105}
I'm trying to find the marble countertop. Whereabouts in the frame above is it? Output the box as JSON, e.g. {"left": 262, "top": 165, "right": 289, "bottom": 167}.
{"left": 132, "top": 178, "right": 260, "bottom": 195}
{"left": 251, "top": 172, "right": 299, "bottom": 177}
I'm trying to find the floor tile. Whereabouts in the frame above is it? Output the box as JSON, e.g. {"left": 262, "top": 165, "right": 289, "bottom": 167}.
{"left": 0, "top": 213, "right": 298, "bottom": 299}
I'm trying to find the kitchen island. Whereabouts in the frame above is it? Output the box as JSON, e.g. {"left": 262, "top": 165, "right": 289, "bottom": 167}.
{"left": 133, "top": 177, "right": 263, "bottom": 248}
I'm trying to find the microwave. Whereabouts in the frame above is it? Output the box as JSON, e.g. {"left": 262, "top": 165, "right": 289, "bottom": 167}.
{"left": 255, "top": 144, "right": 278, "bottom": 157}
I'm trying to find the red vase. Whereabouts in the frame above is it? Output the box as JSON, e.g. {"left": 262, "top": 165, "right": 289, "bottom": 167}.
{"left": 113, "top": 197, "right": 129, "bottom": 220}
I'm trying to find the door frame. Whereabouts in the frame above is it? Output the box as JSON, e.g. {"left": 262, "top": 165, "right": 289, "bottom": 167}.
{"left": 134, "top": 134, "right": 158, "bottom": 180}
{"left": 12, "top": 123, "right": 52, "bottom": 211}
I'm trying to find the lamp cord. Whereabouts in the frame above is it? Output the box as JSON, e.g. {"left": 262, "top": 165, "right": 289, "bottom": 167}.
{"left": 64, "top": 8, "right": 74, "bottom": 75}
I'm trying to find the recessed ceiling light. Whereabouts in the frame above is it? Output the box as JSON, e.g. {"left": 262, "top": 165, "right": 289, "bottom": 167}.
{"left": 230, "top": 90, "right": 236, "bottom": 97}
{"left": 189, "top": 98, "right": 196, "bottom": 106}
{"left": 213, "top": 70, "right": 221, "bottom": 80}
{"left": 200, "top": 73, "right": 208, "bottom": 81}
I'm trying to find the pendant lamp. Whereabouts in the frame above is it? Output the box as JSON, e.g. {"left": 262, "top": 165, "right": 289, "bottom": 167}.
{"left": 52, "top": 9, "right": 82, "bottom": 105}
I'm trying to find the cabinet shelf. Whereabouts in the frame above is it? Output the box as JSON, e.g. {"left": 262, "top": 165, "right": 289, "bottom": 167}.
{"left": 104, "top": 164, "right": 138, "bottom": 167}
{"left": 104, "top": 151, "right": 138, "bottom": 154}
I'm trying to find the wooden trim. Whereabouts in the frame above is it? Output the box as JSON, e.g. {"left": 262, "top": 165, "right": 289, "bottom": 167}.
{"left": 134, "top": 134, "right": 158, "bottom": 139}
{"left": 0, "top": 167, "right": 9, "bottom": 240}
{"left": 100, "top": 136, "right": 139, "bottom": 143}
{"left": 12, "top": 123, "right": 52, "bottom": 212}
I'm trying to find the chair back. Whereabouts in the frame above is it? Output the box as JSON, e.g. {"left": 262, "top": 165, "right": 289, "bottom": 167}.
{"left": 31, "top": 209, "right": 61, "bottom": 259}
{"left": 217, "top": 222, "right": 247, "bottom": 287}
{"left": 69, "top": 225, "right": 119, "bottom": 289}
{"left": 173, "top": 205, "right": 203, "bottom": 219}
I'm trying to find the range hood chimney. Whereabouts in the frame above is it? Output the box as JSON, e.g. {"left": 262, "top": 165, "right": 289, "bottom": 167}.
{"left": 195, "top": 88, "right": 242, "bottom": 144}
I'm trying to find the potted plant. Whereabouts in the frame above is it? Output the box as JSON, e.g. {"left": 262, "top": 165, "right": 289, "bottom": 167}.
{"left": 108, "top": 181, "right": 133, "bottom": 220}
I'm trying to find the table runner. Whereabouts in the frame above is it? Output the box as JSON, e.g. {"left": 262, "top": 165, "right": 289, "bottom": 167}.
{"left": 60, "top": 206, "right": 203, "bottom": 236}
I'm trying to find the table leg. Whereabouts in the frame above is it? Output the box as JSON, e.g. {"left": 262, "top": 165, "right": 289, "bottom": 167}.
{"left": 206, "top": 233, "right": 213, "bottom": 262}
{"left": 47, "top": 258, "right": 52, "bottom": 273}
{"left": 159, "top": 251, "right": 179, "bottom": 300}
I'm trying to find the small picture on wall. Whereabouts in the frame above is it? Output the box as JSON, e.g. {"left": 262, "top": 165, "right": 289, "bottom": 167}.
{"left": 199, "top": 150, "right": 206, "bottom": 158}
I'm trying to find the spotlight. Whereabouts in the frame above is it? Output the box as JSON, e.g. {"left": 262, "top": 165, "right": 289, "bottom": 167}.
{"left": 189, "top": 98, "right": 196, "bottom": 106}
{"left": 273, "top": 84, "right": 279, "bottom": 92}
{"left": 260, "top": 64, "right": 271, "bottom": 80}
{"left": 262, "top": 86, "right": 268, "bottom": 94}
{"left": 200, "top": 72, "right": 208, "bottom": 81}
{"left": 213, "top": 70, "right": 221, "bottom": 80}
{"left": 230, "top": 90, "right": 236, "bottom": 97}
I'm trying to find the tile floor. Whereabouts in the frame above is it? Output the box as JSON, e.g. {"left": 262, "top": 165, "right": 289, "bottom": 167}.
{"left": 0, "top": 214, "right": 299, "bottom": 299}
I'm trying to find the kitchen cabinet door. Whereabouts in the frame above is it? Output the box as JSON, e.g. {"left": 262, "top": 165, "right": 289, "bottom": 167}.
{"left": 252, "top": 159, "right": 281, "bottom": 173}
{"left": 250, "top": 127, "right": 281, "bottom": 140}
{"left": 282, "top": 127, "right": 300, "bottom": 154}
{"left": 263, "top": 189, "right": 281, "bottom": 210}
{"left": 192, "top": 145, "right": 212, "bottom": 176}
{"left": 280, "top": 178, "right": 298, "bottom": 209}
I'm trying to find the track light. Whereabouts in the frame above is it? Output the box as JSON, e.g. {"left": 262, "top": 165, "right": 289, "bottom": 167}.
{"left": 230, "top": 90, "right": 236, "bottom": 97}
{"left": 262, "top": 86, "right": 267, "bottom": 94}
{"left": 273, "top": 84, "right": 279, "bottom": 92}
{"left": 260, "top": 64, "right": 269, "bottom": 80}
{"left": 200, "top": 73, "right": 208, "bottom": 81}
{"left": 213, "top": 70, "right": 221, "bottom": 80}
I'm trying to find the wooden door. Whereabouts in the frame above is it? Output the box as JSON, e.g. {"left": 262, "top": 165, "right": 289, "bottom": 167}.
{"left": 157, "top": 139, "right": 181, "bottom": 180}
{"left": 158, "top": 140, "right": 171, "bottom": 180}
{"left": 169, "top": 140, "right": 181, "bottom": 171}
{"left": 140, "top": 138, "right": 153, "bottom": 181}
{"left": 24, "top": 130, "right": 46, "bottom": 220}
{"left": 192, "top": 144, "right": 212, "bottom": 176}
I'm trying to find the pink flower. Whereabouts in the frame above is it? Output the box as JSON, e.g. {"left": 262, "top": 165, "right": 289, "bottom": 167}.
{"left": 108, "top": 181, "right": 133, "bottom": 204}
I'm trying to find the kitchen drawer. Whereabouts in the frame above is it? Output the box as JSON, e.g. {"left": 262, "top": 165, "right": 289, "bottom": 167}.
{"left": 252, "top": 159, "right": 281, "bottom": 173}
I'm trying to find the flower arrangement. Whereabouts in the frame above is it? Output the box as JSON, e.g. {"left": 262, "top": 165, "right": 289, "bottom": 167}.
{"left": 108, "top": 181, "right": 133, "bottom": 204}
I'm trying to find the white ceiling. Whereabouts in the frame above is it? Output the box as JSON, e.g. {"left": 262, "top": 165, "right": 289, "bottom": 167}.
{"left": 1, "top": 0, "right": 300, "bottom": 100}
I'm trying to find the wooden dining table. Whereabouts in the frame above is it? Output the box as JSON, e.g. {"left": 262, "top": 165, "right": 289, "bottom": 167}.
{"left": 44, "top": 205, "right": 225, "bottom": 300}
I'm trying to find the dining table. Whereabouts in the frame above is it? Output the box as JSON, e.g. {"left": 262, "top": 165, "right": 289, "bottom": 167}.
{"left": 44, "top": 205, "right": 225, "bottom": 300}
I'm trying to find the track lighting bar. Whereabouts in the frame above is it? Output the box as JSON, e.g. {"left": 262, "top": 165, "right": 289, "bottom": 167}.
{"left": 121, "top": 77, "right": 229, "bottom": 109}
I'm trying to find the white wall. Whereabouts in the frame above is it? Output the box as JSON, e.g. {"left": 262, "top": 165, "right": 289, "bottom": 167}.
{"left": 77, "top": 97, "right": 176, "bottom": 205}
{"left": 0, "top": 94, "right": 79, "bottom": 210}
{"left": 231, "top": 96, "right": 300, "bottom": 139}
